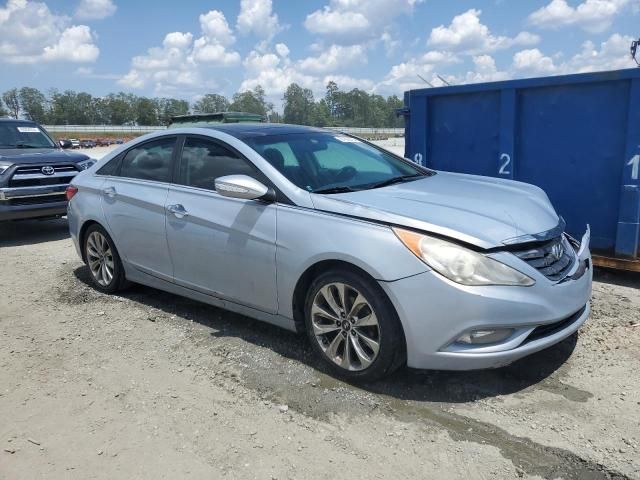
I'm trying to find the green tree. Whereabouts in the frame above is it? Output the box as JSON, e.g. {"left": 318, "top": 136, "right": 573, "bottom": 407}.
{"left": 229, "top": 86, "right": 272, "bottom": 117}
{"left": 104, "top": 93, "right": 136, "bottom": 125}
{"left": 386, "top": 95, "right": 404, "bottom": 127}
{"left": 156, "top": 98, "right": 189, "bottom": 125}
{"left": 283, "top": 83, "right": 314, "bottom": 125}
{"left": 325, "top": 81, "right": 339, "bottom": 120}
{"left": 310, "top": 99, "right": 331, "bottom": 127}
{"left": 136, "top": 97, "right": 158, "bottom": 125}
{"left": 0, "top": 98, "right": 8, "bottom": 117}
{"left": 18, "top": 87, "right": 47, "bottom": 123}
{"left": 193, "top": 94, "right": 229, "bottom": 114}
{"left": 2, "top": 88, "right": 20, "bottom": 119}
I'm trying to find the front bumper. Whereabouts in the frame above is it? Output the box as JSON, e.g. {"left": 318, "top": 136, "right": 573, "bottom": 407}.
{"left": 380, "top": 247, "right": 592, "bottom": 371}
{"left": 0, "top": 183, "right": 69, "bottom": 221}
{"left": 0, "top": 199, "right": 67, "bottom": 221}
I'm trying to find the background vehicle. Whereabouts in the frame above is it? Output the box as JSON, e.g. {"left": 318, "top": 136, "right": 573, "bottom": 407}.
{"left": 67, "top": 124, "right": 591, "bottom": 381}
{"left": 0, "top": 119, "right": 95, "bottom": 221}
{"left": 69, "top": 139, "right": 80, "bottom": 149}
{"left": 80, "top": 139, "right": 95, "bottom": 148}
{"left": 169, "top": 112, "right": 265, "bottom": 128}
{"left": 59, "top": 139, "right": 72, "bottom": 149}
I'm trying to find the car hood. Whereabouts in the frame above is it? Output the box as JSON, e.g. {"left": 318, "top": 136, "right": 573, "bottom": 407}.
{"left": 310, "top": 171, "right": 560, "bottom": 249}
{"left": 0, "top": 148, "right": 89, "bottom": 164}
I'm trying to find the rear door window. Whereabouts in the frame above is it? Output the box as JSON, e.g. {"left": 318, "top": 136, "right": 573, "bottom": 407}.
{"left": 119, "top": 137, "right": 176, "bottom": 183}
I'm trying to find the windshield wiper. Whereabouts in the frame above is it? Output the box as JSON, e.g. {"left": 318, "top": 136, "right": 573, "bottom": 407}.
{"left": 313, "top": 186, "right": 358, "bottom": 194}
{"left": 15, "top": 144, "right": 46, "bottom": 149}
{"left": 367, "top": 174, "right": 424, "bottom": 189}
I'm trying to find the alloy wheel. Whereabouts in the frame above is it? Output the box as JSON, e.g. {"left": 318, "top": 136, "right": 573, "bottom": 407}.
{"left": 311, "top": 282, "right": 381, "bottom": 371}
{"left": 86, "top": 231, "right": 114, "bottom": 287}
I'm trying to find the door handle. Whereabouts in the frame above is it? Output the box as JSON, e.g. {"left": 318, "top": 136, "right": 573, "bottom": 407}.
{"left": 102, "top": 186, "right": 116, "bottom": 198}
{"left": 166, "top": 204, "right": 189, "bottom": 218}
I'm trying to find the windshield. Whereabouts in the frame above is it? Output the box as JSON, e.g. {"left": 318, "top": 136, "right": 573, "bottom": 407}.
{"left": 0, "top": 124, "right": 56, "bottom": 149}
{"left": 243, "top": 132, "right": 429, "bottom": 193}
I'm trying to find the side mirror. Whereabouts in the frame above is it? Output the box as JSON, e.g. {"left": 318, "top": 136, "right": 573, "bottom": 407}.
{"left": 215, "top": 175, "right": 275, "bottom": 202}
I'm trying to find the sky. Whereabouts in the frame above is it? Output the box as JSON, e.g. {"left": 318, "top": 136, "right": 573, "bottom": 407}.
{"left": 1, "top": 0, "right": 639, "bottom": 107}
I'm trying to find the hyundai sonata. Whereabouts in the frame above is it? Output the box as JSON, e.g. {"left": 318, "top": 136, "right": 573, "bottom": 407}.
{"left": 67, "top": 124, "right": 592, "bottom": 381}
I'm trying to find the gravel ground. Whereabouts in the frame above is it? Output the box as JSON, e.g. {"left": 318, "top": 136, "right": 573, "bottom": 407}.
{"left": 0, "top": 219, "right": 639, "bottom": 479}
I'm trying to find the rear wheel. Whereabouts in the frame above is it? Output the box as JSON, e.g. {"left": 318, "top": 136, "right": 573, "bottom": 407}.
{"left": 304, "top": 269, "right": 405, "bottom": 381}
{"left": 83, "top": 224, "right": 127, "bottom": 293}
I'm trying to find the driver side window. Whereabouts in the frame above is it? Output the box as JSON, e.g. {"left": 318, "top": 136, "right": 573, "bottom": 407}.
{"left": 178, "top": 137, "right": 256, "bottom": 191}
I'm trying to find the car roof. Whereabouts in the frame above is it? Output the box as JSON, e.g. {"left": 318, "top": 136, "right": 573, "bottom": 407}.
{"left": 204, "top": 123, "right": 329, "bottom": 139}
{"left": 0, "top": 118, "right": 37, "bottom": 124}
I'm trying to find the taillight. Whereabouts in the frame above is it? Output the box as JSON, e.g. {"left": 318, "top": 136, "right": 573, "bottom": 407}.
{"left": 66, "top": 185, "right": 78, "bottom": 201}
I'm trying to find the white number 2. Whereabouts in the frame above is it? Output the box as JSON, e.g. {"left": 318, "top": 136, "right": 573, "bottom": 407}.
{"left": 499, "top": 153, "right": 511, "bottom": 175}
{"left": 628, "top": 154, "right": 639, "bottom": 180}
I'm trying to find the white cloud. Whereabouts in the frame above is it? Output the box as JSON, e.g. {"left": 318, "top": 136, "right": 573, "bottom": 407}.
{"left": 428, "top": 9, "right": 540, "bottom": 54}
{"left": 42, "top": 25, "right": 99, "bottom": 62}
{"left": 298, "top": 44, "right": 366, "bottom": 74}
{"left": 236, "top": 0, "right": 282, "bottom": 40}
{"left": 566, "top": 33, "right": 635, "bottom": 71}
{"left": 464, "top": 55, "right": 510, "bottom": 83}
{"left": 239, "top": 44, "right": 374, "bottom": 106}
{"left": 528, "top": 0, "right": 632, "bottom": 33}
{"left": 119, "top": 10, "right": 240, "bottom": 95}
{"left": 75, "top": 0, "right": 116, "bottom": 20}
{"left": 304, "top": 0, "right": 421, "bottom": 45}
{"left": 375, "top": 50, "right": 460, "bottom": 93}
{"left": 0, "top": 0, "right": 99, "bottom": 63}
{"left": 512, "top": 48, "right": 558, "bottom": 74}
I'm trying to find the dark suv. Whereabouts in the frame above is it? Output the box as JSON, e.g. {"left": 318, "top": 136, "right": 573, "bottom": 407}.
{"left": 0, "top": 119, "right": 96, "bottom": 221}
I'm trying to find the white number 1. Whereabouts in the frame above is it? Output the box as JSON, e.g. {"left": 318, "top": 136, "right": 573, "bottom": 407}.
{"left": 628, "top": 154, "right": 640, "bottom": 180}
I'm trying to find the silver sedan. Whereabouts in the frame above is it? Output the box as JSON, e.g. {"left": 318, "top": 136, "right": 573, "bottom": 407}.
{"left": 67, "top": 124, "right": 592, "bottom": 381}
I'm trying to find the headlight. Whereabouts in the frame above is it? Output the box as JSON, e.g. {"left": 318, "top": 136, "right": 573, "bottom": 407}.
{"left": 393, "top": 227, "right": 535, "bottom": 286}
{"left": 0, "top": 160, "right": 12, "bottom": 175}
{"left": 77, "top": 159, "right": 96, "bottom": 171}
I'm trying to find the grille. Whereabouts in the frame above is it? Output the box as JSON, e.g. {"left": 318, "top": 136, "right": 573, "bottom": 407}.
{"left": 524, "top": 306, "right": 586, "bottom": 344}
{"left": 512, "top": 235, "right": 576, "bottom": 282}
{"left": 9, "top": 164, "right": 78, "bottom": 188}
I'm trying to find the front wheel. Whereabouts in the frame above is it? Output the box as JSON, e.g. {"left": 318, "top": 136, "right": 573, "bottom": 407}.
{"left": 83, "top": 224, "right": 127, "bottom": 293}
{"left": 304, "top": 269, "right": 406, "bottom": 381}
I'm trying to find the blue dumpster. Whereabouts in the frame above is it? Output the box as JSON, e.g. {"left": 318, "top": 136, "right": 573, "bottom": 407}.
{"left": 402, "top": 68, "right": 640, "bottom": 271}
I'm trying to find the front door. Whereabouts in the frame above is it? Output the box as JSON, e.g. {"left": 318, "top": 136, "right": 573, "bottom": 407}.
{"left": 165, "top": 135, "right": 278, "bottom": 313}
{"left": 101, "top": 136, "right": 176, "bottom": 281}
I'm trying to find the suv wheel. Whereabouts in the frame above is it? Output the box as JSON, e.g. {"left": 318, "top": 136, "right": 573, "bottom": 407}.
{"left": 304, "top": 269, "right": 405, "bottom": 381}
{"left": 84, "top": 224, "right": 127, "bottom": 293}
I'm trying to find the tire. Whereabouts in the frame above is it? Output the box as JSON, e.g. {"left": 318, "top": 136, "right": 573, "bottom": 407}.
{"left": 83, "top": 224, "right": 128, "bottom": 293}
{"left": 304, "top": 268, "right": 406, "bottom": 382}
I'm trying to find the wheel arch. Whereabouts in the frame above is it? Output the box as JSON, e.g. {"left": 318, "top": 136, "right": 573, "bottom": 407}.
{"left": 291, "top": 259, "right": 403, "bottom": 338}
{"left": 78, "top": 219, "right": 102, "bottom": 263}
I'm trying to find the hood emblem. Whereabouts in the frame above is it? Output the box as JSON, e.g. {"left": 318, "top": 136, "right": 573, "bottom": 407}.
{"left": 41, "top": 166, "right": 55, "bottom": 176}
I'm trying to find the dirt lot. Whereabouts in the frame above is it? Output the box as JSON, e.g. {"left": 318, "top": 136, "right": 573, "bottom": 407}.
{"left": 1, "top": 219, "right": 639, "bottom": 480}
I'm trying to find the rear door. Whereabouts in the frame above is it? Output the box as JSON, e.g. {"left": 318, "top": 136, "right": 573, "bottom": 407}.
{"left": 100, "top": 136, "right": 177, "bottom": 281}
{"left": 165, "top": 135, "right": 278, "bottom": 313}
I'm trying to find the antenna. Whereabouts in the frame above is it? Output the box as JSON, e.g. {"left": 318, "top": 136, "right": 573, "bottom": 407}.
{"left": 417, "top": 74, "right": 434, "bottom": 87}
{"left": 436, "top": 74, "right": 451, "bottom": 86}
{"left": 632, "top": 38, "right": 640, "bottom": 66}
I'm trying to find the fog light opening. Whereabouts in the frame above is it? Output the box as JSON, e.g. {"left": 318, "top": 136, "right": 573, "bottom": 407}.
{"left": 456, "top": 328, "right": 514, "bottom": 345}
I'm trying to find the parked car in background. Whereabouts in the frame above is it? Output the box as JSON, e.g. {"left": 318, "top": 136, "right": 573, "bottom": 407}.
{"left": 59, "top": 139, "right": 72, "bottom": 149}
{"left": 80, "top": 139, "right": 96, "bottom": 148}
{"left": 169, "top": 112, "right": 265, "bottom": 128}
{"left": 96, "top": 138, "right": 110, "bottom": 147}
{"left": 0, "top": 119, "right": 95, "bottom": 221}
{"left": 115, "top": 138, "right": 124, "bottom": 144}
{"left": 67, "top": 124, "right": 592, "bottom": 381}
{"left": 70, "top": 139, "right": 80, "bottom": 149}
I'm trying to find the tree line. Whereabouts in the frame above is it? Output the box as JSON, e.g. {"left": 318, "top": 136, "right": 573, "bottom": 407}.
{"left": 0, "top": 82, "right": 404, "bottom": 128}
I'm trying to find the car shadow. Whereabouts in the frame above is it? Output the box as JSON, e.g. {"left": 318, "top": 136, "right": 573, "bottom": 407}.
{"left": 593, "top": 266, "right": 640, "bottom": 288}
{"left": 0, "top": 217, "right": 69, "bottom": 247}
{"left": 73, "top": 265, "right": 578, "bottom": 403}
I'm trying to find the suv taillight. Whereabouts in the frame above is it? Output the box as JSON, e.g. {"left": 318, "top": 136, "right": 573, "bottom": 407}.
{"left": 66, "top": 185, "right": 78, "bottom": 201}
